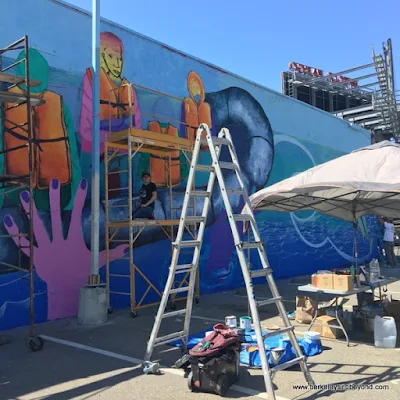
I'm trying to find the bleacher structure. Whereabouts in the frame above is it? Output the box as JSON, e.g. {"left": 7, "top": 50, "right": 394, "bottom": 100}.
{"left": 104, "top": 83, "right": 201, "bottom": 317}
{"left": 282, "top": 38, "right": 400, "bottom": 142}
{"left": 0, "top": 36, "right": 44, "bottom": 351}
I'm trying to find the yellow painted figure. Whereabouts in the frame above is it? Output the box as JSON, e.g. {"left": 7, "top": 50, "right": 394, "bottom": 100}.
{"left": 78, "top": 31, "right": 141, "bottom": 198}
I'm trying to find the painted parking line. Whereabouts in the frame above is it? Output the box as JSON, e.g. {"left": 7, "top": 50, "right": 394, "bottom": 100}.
{"left": 40, "top": 335, "right": 290, "bottom": 400}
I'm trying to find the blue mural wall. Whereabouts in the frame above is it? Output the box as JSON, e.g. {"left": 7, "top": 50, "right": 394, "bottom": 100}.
{"left": 0, "top": 0, "right": 375, "bottom": 330}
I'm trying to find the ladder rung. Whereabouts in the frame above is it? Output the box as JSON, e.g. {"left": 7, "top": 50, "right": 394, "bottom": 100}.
{"left": 257, "top": 296, "right": 282, "bottom": 307}
{"left": 184, "top": 216, "right": 206, "bottom": 223}
{"left": 201, "top": 137, "right": 231, "bottom": 146}
{"left": 108, "top": 187, "right": 129, "bottom": 192}
{"left": 219, "top": 161, "right": 237, "bottom": 170}
{"left": 162, "top": 309, "right": 186, "bottom": 319}
{"left": 195, "top": 165, "right": 214, "bottom": 172}
{"left": 191, "top": 191, "right": 211, "bottom": 197}
{"left": 175, "top": 264, "right": 196, "bottom": 274}
{"left": 106, "top": 169, "right": 129, "bottom": 175}
{"left": 170, "top": 287, "right": 190, "bottom": 294}
{"left": 176, "top": 263, "right": 194, "bottom": 271}
{"left": 263, "top": 326, "right": 294, "bottom": 339}
{"left": 250, "top": 268, "right": 272, "bottom": 278}
{"left": 226, "top": 189, "right": 244, "bottom": 195}
{"left": 270, "top": 356, "right": 307, "bottom": 374}
{"left": 233, "top": 214, "right": 253, "bottom": 222}
{"left": 173, "top": 240, "right": 201, "bottom": 248}
{"left": 240, "top": 241, "right": 263, "bottom": 249}
{"left": 109, "top": 291, "right": 130, "bottom": 296}
{"left": 175, "top": 267, "right": 196, "bottom": 275}
{"left": 154, "top": 331, "right": 186, "bottom": 346}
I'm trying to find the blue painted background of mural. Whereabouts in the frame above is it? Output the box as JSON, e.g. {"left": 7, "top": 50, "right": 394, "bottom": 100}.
{"left": 0, "top": 0, "right": 375, "bottom": 330}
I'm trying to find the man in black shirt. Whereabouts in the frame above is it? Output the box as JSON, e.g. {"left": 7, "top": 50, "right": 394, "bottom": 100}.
{"left": 132, "top": 171, "right": 157, "bottom": 219}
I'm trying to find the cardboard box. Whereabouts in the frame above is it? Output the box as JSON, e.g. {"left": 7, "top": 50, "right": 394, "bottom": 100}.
{"left": 333, "top": 275, "right": 353, "bottom": 291}
{"left": 313, "top": 274, "right": 334, "bottom": 289}
{"left": 313, "top": 315, "right": 344, "bottom": 339}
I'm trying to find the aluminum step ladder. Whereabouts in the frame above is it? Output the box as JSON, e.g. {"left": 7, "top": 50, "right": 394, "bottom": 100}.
{"left": 142, "top": 123, "right": 314, "bottom": 399}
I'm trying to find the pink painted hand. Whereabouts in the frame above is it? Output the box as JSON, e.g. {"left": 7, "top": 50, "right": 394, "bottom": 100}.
{"left": 3, "top": 178, "right": 128, "bottom": 320}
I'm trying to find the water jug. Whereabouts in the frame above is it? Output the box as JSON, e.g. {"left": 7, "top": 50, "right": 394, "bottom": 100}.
{"left": 374, "top": 316, "right": 397, "bottom": 348}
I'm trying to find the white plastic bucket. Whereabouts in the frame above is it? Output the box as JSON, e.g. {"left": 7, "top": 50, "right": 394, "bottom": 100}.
{"left": 304, "top": 331, "right": 321, "bottom": 343}
{"left": 374, "top": 316, "right": 397, "bottom": 348}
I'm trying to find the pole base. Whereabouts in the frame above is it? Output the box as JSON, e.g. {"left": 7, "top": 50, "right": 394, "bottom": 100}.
{"left": 77, "top": 285, "right": 108, "bottom": 326}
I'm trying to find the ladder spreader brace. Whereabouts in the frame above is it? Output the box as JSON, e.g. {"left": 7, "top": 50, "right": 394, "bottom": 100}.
{"left": 142, "top": 123, "right": 314, "bottom": 399}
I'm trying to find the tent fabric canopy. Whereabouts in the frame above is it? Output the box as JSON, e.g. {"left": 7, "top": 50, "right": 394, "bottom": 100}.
{"left": 245, "top": 141, "right": 400, "bottom": 223}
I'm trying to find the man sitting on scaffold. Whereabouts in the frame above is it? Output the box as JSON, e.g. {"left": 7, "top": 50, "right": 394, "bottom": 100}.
{"left": 133, "top": 171, "right": 157, "bottom": 219}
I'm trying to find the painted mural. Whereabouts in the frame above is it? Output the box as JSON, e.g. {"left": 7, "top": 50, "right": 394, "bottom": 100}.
{"left": 0, "top": 0, "right": 376, "bottom": 331}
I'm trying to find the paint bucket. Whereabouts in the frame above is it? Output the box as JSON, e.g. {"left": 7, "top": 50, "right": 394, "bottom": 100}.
{"left": 304, "top": 331, "right": 321, "bottom": 342}
{"left": 270, "top": 347, "right": 285, "bottom": 365}
{"left": 304, "top": 331, "right": 321, "bottom": 343}
{"left": 225, "top": 315, "right": 237, "bottom": 328}
{"left": 240, "top": 316, "right": 252, "bottom": 331}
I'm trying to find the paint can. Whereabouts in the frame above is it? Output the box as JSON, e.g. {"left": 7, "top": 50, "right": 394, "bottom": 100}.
{"left": 304, "top": 331, "right": 321, "bottom": 343}
{"left": 225, "top": 315, "right": 237, "bottom": 328}
{"left": 240, "top": 316, "right": 252, "bottom": 331}
{"left": 270, "top": 347, "right": 285, "bottom": 365}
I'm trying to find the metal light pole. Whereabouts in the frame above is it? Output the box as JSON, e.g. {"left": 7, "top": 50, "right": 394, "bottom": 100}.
{"left": 89, "top": 0, "right": 101, "bottom": 285}
{"left": 78, "top": 0, "right": 106, "bottom": 326}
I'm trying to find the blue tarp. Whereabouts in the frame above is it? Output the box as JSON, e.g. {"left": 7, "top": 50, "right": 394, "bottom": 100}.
{"left": 168, "top": 328, "right": 322, "bottom": 368}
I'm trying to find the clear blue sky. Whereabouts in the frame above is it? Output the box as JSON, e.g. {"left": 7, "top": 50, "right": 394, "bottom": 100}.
{"left": 67, "top": 0, "right": 399, "bottom": 92}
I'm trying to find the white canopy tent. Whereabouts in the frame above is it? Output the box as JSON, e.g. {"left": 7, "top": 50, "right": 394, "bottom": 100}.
{"left": 245, "top": 141, "right": 400, "bottom": 222}
{"left": 243, "top": 141, "right": 400, "bottom": 266}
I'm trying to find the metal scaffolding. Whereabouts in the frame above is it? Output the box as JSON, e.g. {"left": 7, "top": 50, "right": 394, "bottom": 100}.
{"left": 282, "top": 39, "right": 399, "bottom": 141}
{"left": 0, "top": 36, "right": 44, "bottom": 351}
{"left": 104, "top": 83, "right": 200, "bottom": 317}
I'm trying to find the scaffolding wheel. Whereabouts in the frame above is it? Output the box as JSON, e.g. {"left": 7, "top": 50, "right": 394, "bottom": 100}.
{"left": 108, "top": 307, "right": 113, "bottom": 314}
{"left": 27, "top": 335, "right": 44, "bottom": 352}
{"left": 131, "top": 311, "right": 138, "bottom": 318}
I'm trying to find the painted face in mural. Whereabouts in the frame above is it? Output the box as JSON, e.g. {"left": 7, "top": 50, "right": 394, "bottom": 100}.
{"left": 100, "top": 41, "right": 123, "bottom": 83}
{"left": 188, "top": 72, "right": 205, "bottom": 104}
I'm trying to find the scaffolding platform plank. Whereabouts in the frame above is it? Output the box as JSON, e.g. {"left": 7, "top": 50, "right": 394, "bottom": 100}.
{"left": 107, "top": 128, "right": 192, "bottom": 153}
{"left": 107, "top": 219, "right": 181, "bottom": 228}
{"left": 0, "top": 90, "right": 44, "bottom": 106}
{"left": 0, "top": 71, "right": 40, "bottom": 87}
